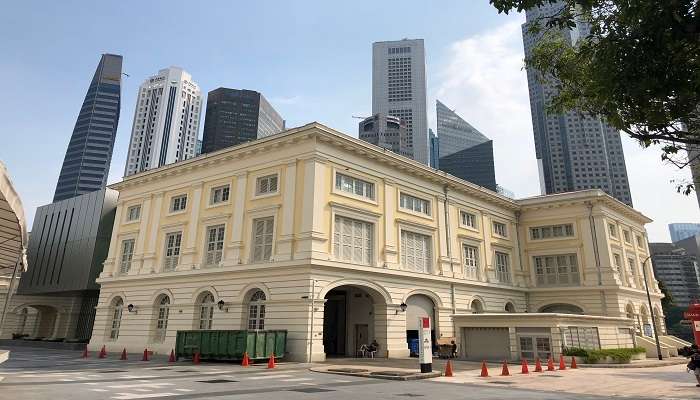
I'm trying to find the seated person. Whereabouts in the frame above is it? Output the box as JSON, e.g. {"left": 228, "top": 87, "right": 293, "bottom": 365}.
{"left": 367, "top": 339, "right": 379, "bottom": 353}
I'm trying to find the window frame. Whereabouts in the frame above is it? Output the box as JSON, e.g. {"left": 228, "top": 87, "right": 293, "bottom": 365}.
{"left": 108, "top": 297, "right": 123, "bottom": 340}
{"left": 125, "top": 204, "right": 141, "bottom": 223}
{"left": 204, "top": 224, "right": 226, "bottom": 267}
{"left": 169, "top": 194, "right": 188, "bottom": 213}
{"left": 153, "top": 295, "right": 170, "bottom": 343}
{"left": 196, "top": 292, "right": 215, "bottom": 330}
{"left": 247, "top": 290, "right": 267, "bottom": 331}
{"left": 494, "top": 250, "right": 511, "bottom": 284}
{"left": 163, "top": 231, "right": 182, "bottom": 272}
{"left": 398, "top": 191, "right": 432, "bottom": 217}
{"left": 462, "top": 243, "right": 480, "bottom": 280}
{"left": 459, "top": 210, "right": 478, "bottom": 230}
{"left": 332, "top": 169, "right": 377, "bottom": 203}
{"left": 492, "top": 221, "right": 508, "bottom": 238}
{"left": 254, "top": 173, "right": 280, "bottom": 198}
{"left": 209, "top": 184, "right": 231, "bottom": 206}
{"left": 532, "top": 253, "right": 580, "bottom": 287}
{"left": 529, "top": 223, "right": 574, "bottom": 241}
{"left": 400, "top": 229, "right": 433, "bottom": 274}
{"left": 119, "top": 239, "right": 135, "bottom": 275}
{"left": 251, "top": 217, "right": 275, "bottom": 263}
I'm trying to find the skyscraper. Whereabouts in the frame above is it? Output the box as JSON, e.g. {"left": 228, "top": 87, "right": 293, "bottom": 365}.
{"left": 372, "top": 39, "right": 428, "bottom": 164}
{"left": 436, "top": 100, "right": 497, "bottom": 191}
{"left": 201, "top": 88, "right": 285, "bottom": 154}
{"left": 124, "top": 67, "right": 202, "bottom": 176}
{"left": 53, "top": 54, "right": 122, "bottom": 202}
{"left": 428, "top": 128, "right": 439, "bottom": 169}
{"left": 523, "top": 2, "right": 633, "bottom": 206}
{"left": 358, "top": 114, "right": 411, "bottom": 158}
{"left": 669, "top": 223, "right": 700, "bottom": 243}
{"left": 650, "top": 242, "right": 700, "bottom": 307}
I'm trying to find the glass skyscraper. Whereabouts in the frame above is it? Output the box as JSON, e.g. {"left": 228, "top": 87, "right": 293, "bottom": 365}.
{"left": 436, "top": 100, "right": 497, "bottom": 191}
{"left": 53, "top": 54, "right": 122, "bottom": 202}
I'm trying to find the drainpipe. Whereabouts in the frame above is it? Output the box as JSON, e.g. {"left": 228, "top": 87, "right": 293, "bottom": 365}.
{"left": 586, "top": 202, "right": 603, "bottom": 286}
{"left": 443, "top": 185, "right": 456, "bottom": 316}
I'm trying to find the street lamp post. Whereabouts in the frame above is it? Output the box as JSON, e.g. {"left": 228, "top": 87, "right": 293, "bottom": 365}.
{"left": 641, "top": 255, "right": 663, "bottom": 360}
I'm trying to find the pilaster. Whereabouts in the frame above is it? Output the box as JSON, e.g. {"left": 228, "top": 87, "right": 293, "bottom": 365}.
{"left": 225, "top": 172, "right": 248, "bottom": 264}
{"left": 276, "top": 161, "right": 297, "bottom": 261}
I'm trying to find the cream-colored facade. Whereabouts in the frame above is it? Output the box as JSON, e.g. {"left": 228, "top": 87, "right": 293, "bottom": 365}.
{"left": 89, "top": 122, "right": 665, "bottom": 362}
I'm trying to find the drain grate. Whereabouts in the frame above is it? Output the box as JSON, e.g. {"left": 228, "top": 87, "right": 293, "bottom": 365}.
{"left": 196, "top": 379, "right": 238, "bottom": 384}
{"left": 288, "top": 388, "right": 335, "bottom": 393}
{"left": 97, "top": 370, "right": 127, "bottom": 373}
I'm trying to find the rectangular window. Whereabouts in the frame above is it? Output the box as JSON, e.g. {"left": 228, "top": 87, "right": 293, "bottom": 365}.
{"left": 623, "top": 230, "right": 631, "bottom": 244}
{"left": 333, "top": 215, "right": 373, "bottom": 265}
{"left": 636, "top": 235, "right": 644, "bottom": 248}
{"left": 462, "top": 244, "right": 479, "bottom": 280}
{"left": 530, "top": 224, "right": 574, "bottom": 240}
{"left": 495, "top": 251, "right": 511, "bottom": 283}
{"left": 608, "top": 223, "right": 617, "bottom": 237}
{"left": 460, "top": 211, "right": 476, "bottom": 229}
{"left": 119, "top": 239, "right": 135, "bottom": 274}
{"left": 399, "top": 193, "right": 430, "bottom": 215}
{"left": 401, "top": 230, "right": 432, "bottom": 273}
{"left": 256, "top": 174, "right": 278, "bottom": 195}
{"left": 493, "top": 221, "right": 508, "bottom": 237}
{"left": 627, "top": 258, "right": 637, "bottom": 277}
{"left": 170, "top": 195, "right": 187, "bottom": 212}
{"left": 163, "top": 232, "right": 182, "bottom": 271}
{"left": 205, "top": 225, "right": 225, "bottom": 266}
{"left": 126, "top": 205, "right": 141, "bottom": 222}
{"left": 613, "top": 253, "right": 622, "bottom": 271}
{"left": 210, "top": 185, "right": 230, "bottom": 205}
{"left": 563, "top": 327, "right": 601, "bottom": 350}
{"left": 534, "top": 254, "right": 580, "bottom": 286}
{"left": 335, "top": 173, "right": 374, "bottom": 200}
{"left": 252, "top": 217, "right": 274, "bottom": 262}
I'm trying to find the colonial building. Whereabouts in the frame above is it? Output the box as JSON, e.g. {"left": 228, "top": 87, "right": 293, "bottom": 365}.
{"left": 87, "top": 123, "right": 669, "bottom": 362}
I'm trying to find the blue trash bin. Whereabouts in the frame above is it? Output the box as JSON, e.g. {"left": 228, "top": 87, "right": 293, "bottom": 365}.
{"left": 408, "top": 338, "right": 419, "bottom": 357}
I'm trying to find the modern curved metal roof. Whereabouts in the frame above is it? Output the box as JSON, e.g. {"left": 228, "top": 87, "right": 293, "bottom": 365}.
{"left": 0, "top": 161, "right": 27, "bottom": 276}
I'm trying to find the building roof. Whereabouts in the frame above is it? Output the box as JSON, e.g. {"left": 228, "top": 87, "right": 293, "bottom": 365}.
{"left": 0, "top": 161, "right": 27, "bottom": 276}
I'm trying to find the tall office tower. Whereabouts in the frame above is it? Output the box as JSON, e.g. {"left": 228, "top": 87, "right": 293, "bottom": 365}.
{"left": 358, "top": 114, "right": 411, "bottom": 158}
{"left": 436, "top": 100, "right": 497, "bottom": 191}
{"left": 124, "top": 67, "right": 202, "bottom": 176}
{"left": 650, "top": 242, "right": 700, "bottom": 307}
{"left": 53, "top": 54, "right": 122, "bottom": 202}
{"left": 669, "top": 223, "right": 700, "bottom": 243}
{"left": 428, "top": 129, "right": 439, "bottom": 168}
{"left": 523, "top": 2, "right": 633, "bottom": 206}
{"left": 201, "top": 88, "right": 285, "bottom": 154}
{"left": 372, "top": 39, "right": 428, "bottom": 164}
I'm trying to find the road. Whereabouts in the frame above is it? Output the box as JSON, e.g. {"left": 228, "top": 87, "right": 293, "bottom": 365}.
{"left": 0, "top": 346, "right": 661, "bottom": 400}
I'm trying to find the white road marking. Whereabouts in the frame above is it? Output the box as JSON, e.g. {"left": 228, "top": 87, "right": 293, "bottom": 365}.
{"left": 90, "top": 389, "right": 108, "bottom": 392}
{"left": 83, "top": 382, "right": 99, "bottom": 385}
{"left": 112, "top": 393, "right": 179, "bottom": 400}
{"left": 247, "top": 374, "right": 293, "bottom": 380}
{"left": 133, "top": 389, "right": 153, "bottom": 392}
{"left": 175, "top": 389, "right": 193, "bottom": 392}
{"left": 300, "top": 382, "right": 318, "bottom": 386}
{"left": 59, "top": 379, "right": 75, "bottom": 382}
{"left": 281, "top": 378, "right": 313, "bottom": 382}
{"left": 333, "top": 379, "right": 351, "bottom": 383}
{"left": 108, "top": 383, "right": 175, "bottom": 389}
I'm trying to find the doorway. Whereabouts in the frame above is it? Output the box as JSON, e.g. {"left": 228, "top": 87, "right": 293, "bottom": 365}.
{"left": 323, "top": 285, "right": 383, "bottom": 357}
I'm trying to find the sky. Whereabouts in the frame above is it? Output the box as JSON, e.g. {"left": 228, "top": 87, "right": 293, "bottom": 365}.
{"left": 0, "top": 0, "right": 697, "bottom": 242}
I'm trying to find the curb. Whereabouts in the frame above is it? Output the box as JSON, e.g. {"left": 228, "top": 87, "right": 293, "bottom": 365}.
{"left": 311, "top": 367, "right": 442, "bottom": 381}
{"left": 576, "top": 359, "right": 687, "bottom": 368}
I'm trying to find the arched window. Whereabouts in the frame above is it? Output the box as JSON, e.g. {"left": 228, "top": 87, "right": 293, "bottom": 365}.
{"left": 505, "top": 302, "right": 516, "bottom": 313}
{"left": 197, "top": 292, "right": 215, "bottom": 330}
{"left": 471, "top": 299, "right": 484, "bottom": 314}
{"left": 154, "top": 295, "right": 170, "bottom": 342}
{"left": 109, "top": 298, "right": 124, "bottom": 340}
{"left": 538, "top": 303, "right": 584, "bottom": 314}
{"left": 247, "top": 290, "right": 266, "bottom": 330}
{"left": 625, "top": 304, "right": 635, "bottom": 320}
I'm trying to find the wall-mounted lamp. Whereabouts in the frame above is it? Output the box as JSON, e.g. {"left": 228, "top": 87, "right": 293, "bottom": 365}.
{"left": 127, "top": 304, "right": 137, "bottom": 314}
{"left": 396, "top": 302, "right": 408, "bottom": 315}
{"left": 217, "top": 300, "right": 225, "bottom": 310}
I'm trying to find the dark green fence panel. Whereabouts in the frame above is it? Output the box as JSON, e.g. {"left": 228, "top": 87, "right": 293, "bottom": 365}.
{"left": 175, "top": 330, "right": 287, "bottom": 361}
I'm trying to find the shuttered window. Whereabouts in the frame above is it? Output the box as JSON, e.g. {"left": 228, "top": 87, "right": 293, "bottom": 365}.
{"left": 163, "top": 232, "right": 182, "bottom": 271}
{"left": 119, "top": 239, "right": 135, "bottom": 274}
{"left": 534, "top": 254, "right": 580, "bottom": 286}
{"left": 204, "top": 225, "right": 225, "bottom": 266}
{"left": 256, "top": 174, "right": 278, "bottom": 195}
{"left": 333, "top": 216, "right": 373, "bottom": 265}
{"left": 252, "top": 217, "right": 274, "bottom": 262}
{"left": 495, "top": 251, "right": 511, "bottom": 283}
{"left": 463, "top": 244, "right": 479, "bottom": 280}
{"left": 401, "top": 230, "right": 431, "bottom": 273}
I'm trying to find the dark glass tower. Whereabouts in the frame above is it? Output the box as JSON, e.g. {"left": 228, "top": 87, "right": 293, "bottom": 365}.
{"left": 436, "top": 100, "right": 497, "bottom": 191}
{"left": 53, "top": 54, "right": 122, "bottom": 202}
{"left": 201, "top": 88, "right": 284, "bottom": 154}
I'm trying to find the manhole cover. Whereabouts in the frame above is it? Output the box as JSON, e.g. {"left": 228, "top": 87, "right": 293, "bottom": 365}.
{"left": 327, "top": 368, "right": 369, "bottom": 373}
{"left": 196, "top": 379, "right": 238, "bottom": 384}
{"left": 97, "top": 370, "right": 127, "bottom": 373}
{"left": 288, "top": 388, "right": 334, "bottom": 393}
{"left": 370, "top": 371, "right": 414, "bottom": 377}
{"left": 489, "top": 381, "right": 514, "bottom": 385}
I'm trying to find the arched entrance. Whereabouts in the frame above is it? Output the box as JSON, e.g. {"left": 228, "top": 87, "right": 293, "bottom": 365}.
{"left": 405, "top": 294, "right": 437, "bottom": 355}
{"left": 538, "top": 303, "right": 584, "bottom": 314}
{"left": 32, "top": 305, "right": 59, "bottom": 338}
{"left": 322, "top": 284, "right": 387, "bottom": 357}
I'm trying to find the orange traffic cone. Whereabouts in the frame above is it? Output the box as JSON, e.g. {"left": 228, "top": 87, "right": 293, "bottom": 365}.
{"left": 444, "top": 360, "right": 454, "bottom": 377}
{"left": 142, "top": 348, "right": 149, "bottom": 361}
{"left": 241, "top": 352, "right": 250, "bottom": 367}
{"left": 521, "top": 359, "right": 529, "bottom": 374}
{"left": 99, "top": 345, "right": 107, "bottom": 359}
{"left": 547, "top": 356, "right": 555, "bottom": 371}
{"left": 501, "top": 360, "right": 510, "bottom": 376}
{"left": 168, "top": 349, "right": 176, "bottom": 363}
{"left": 193, "top": 352, "right": 201, "bottom": 365}
{"left": 534, "top": 357, "right": 543, "bottom": 372}
{"left": 480, "top": 360, "right": 489, "bottom": 377}
{"left": 120, "top": 349, "right": 127, "bottom": 360}
{"left": 81, "top": 346, "right": 89, "bottom": 359}
{"left": 558, "top": 354, "right": 567, "bottom": 370}
{"left": 571, "top": 356, "right": 578, "bottom": 369}
{"left": 267, "top": 352, "right": 276, "bottom": 369}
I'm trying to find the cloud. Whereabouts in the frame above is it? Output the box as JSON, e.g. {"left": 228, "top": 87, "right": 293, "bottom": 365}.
{"left": 433, "top": 17, "right": 699, "bottom": 241}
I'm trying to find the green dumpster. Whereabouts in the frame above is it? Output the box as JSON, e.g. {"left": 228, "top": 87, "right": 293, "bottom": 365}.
{"left": 175, "top": 330, "right": 287, "bottom": 361}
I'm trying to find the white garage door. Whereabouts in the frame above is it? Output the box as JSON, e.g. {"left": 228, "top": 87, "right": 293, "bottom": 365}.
{"left": 462, "top": 327, "right": 510, "bottom": 361}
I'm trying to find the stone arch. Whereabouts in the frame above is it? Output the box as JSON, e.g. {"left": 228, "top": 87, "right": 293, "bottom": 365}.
{"left": 105, "top": 292, "right": 128, "bottom": 307}
{"left": 319, "top": 279, "right": 392, "bottom": 304}
{"left": 470, "top": 296, "right": 486, "bottom": 313}
{"left": 192, "top": 286, "right": 219, "bottom": 303}
{"left": 237, "top": 282, "right": 272, "bottom": 302}
{"left": 10, "top": 302, "right": 66, "bottom": 315}
{"left": 537, "top": 303, "right": 585, "bottom": 314}
{"left": 401, "top": 289, "right": 443, "bottom": 308}
{"left": 150, "top": 288, "right": 175, "bottom": 304}
{"left": 504, "top": 301, "right": 516, "bottom": 313}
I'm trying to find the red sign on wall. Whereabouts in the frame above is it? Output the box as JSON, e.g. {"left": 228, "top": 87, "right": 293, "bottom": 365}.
{"left": 422, "top": 317, "right": 430, "bottom": 329}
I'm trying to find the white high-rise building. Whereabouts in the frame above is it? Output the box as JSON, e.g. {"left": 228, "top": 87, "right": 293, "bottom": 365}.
{"left": 371, "top": 39, "right": 428, "bottom": 164}
{"left": 124, "top": 67, "right": 202, "bottom": 177}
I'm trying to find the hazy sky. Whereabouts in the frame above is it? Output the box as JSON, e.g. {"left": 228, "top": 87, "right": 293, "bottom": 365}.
{"left": 1, "top": 0, "right": 697, "bottom": 241}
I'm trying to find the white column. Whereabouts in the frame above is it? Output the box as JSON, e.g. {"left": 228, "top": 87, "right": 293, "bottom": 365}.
{"left": 276, "top": 161, "right": 297, "bottom": 261}
{"left": 294, "top": 157, "right": 328, "bottom": 260}
{"left": 140, "top": 192, "right": 164, "bottom": 274}
{"left": 435, "top": 196, "right": 450, "bottom": 276}
{"left": 179, "top": 182, "right": 203, "bottom": 268}
{"left": 384, "top": 180, "right": 398, "bottom": 268}
{"left": 225, "top": 172, "right": 248, "bottom": 264}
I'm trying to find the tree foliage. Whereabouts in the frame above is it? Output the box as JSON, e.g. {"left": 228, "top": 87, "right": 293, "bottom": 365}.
{"left": 490, "top": 0, "right": 700, "bottom": 193}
